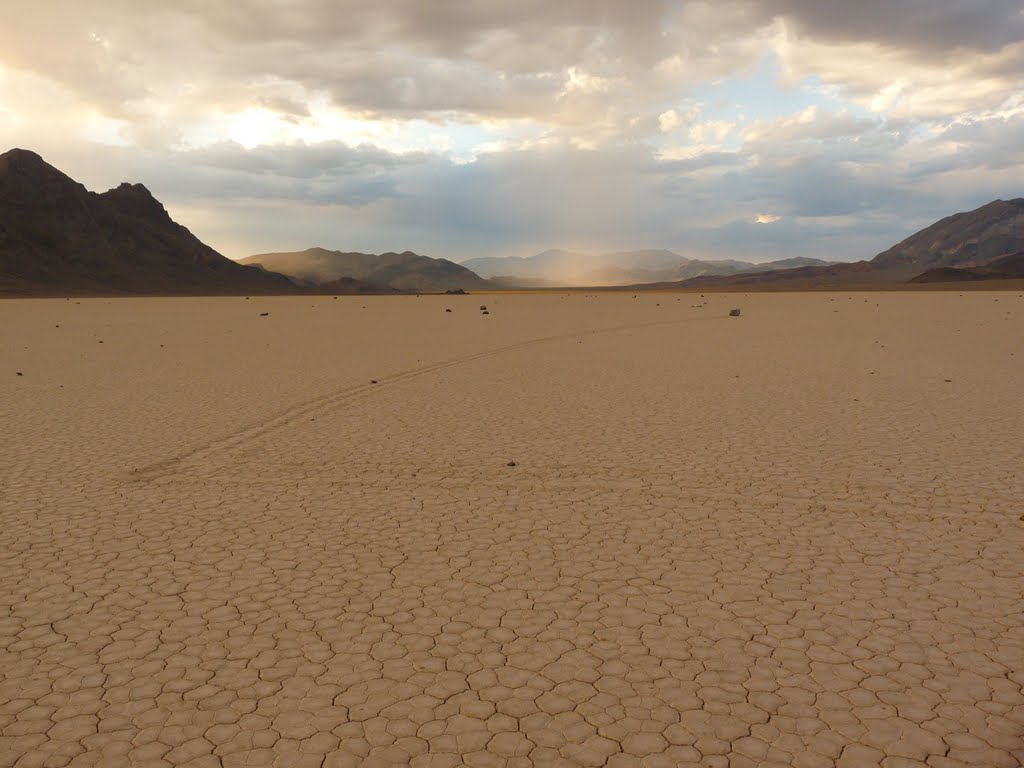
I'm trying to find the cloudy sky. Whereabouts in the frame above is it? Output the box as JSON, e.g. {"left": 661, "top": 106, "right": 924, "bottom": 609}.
{"left": 2, "top": 1, "right": 1022, "bottom": 263}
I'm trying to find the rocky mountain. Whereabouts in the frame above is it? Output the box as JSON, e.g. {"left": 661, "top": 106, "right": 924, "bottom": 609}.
{"left": 463, "top": 249, "right": 836, "bottom": 287}
{"left": 241, "top": 248, "right": 490, "bottom": 292}
{"left": 873, "top": 199, "right": 1024, "bottom": 271}
{"left": 0, "top": 148, "right": 295, "bottom": 295}
{"left": 656, "top": 198, "right": 1024, "bottom": 290}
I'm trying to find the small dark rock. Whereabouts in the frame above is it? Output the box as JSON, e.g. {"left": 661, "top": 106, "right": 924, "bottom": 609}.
{"left": 729, "top": 309, "right": 741, "bottom": 317}
{"left": 479, "top": 305, "right": 487, "bottom": 311}
{"left": 507, "top": 461, "right": 517, "bottom": 467}
{"left": 15, "top": 372, "right": 23, "bottom": 376}
{"left": 944, "top": 379, "right": 952, "bottom": 383}
{"left": 259, "top": 312, "right": 269, "bottom": 317}
{"left": 445, "top": 308, "right": 452, "bottom": 313}
{"left": 482, "top": 310, "right": 490, "bottom": 315}
{"left": 371, "top": 380, "right": 378, "bottom": 384}
{"left": 446, "top": 289, "right": 468, "bottom": 295}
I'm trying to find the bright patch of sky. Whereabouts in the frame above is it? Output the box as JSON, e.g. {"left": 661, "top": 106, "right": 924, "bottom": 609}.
{"left": 649, "top": 53, "right": 872, "bottom": 158}
{"left": 175, "top": 97, "right": 549, "bottom": 162}
{"left": 168, "top": 53, "right": 876, "bottom": 167}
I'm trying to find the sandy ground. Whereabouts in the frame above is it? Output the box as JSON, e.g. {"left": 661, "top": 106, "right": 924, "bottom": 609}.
{"left": 1, "top": 292, "right": 1022, "bottom": 768}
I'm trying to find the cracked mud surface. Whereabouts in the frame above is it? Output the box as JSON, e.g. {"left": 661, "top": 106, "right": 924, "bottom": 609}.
{"left": 2, "top": 292, "right": 1022, "bottom": 767}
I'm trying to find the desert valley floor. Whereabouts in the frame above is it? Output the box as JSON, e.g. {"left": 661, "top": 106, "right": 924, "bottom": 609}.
{"left": 1, "top": 292, "right": 1022, "bottom": 768}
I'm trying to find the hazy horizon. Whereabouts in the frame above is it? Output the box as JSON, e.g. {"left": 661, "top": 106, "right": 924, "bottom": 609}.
{"left": 232, "top": 244, "right": 838, "bottom": 267}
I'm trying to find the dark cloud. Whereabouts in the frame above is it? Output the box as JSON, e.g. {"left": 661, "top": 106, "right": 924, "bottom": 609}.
{"left": 1, "top": 1, "right": 1019, "bottom": 123}
{"left": 765, "top": 0, "right": 1024, "bottom": 56}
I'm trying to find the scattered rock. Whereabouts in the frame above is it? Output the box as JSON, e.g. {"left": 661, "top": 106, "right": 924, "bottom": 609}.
{"left": 445, "top": 308, "right": 453, "bottom": 313}
{"left": 507, "top": 461, "right": 517, "bottom": 467}
{"left": 482, "top": 310, "right": 490, "bottom": 315}
{"left": 479, "top": 305, "right": 487, "bottom": 311}
{"left": 729, "top": 309, "right": 741, "bottom": 317}
{"left": 259, "top": 312, "right": 269, "bottom": 317}
{"left": 371, "top": 379, "right": 378, "bottom": 384}
{"left": 944, "top": 379, "right": 953, "bottom": 383}
{"left": 15, "top": 372, "right": 23, "bottom": 376}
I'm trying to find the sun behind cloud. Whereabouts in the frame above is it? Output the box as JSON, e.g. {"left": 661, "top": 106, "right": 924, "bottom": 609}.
{"left": 756, "top": 214, "right": 782, "bottom": 224}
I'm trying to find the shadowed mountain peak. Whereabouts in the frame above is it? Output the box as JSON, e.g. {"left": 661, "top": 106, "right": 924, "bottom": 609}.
{"left": 0, "top": 148, "right": 295, "bottom": 295}
{"left": 872, "top": 198, "right": 1024, "bottom": 271}
{"left": 644, "top": 198, "right": 1024, "bottom": 290}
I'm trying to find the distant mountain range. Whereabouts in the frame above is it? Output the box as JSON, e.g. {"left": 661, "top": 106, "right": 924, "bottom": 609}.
{"left": 1, "top": 147, "right": 1020, "bottom": 295}
{"left": 241, "top": 248, "right": 491, "bottom": 292}
{"left": 0, "top": 148, "right": 294, "bottom": 295}
{"left": 462, "top": 249, "right": 836, "bottom": 287}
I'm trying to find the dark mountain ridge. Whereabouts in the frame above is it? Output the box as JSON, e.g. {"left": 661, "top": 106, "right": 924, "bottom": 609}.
{"left": 655, "top": 198, "right": 1024, "bottom": 290}
{"left": 873, "top": 199, "right": 1024, "bottom": 270}
{"left": 0, "top": 148, "right": 295, "bottom": 295}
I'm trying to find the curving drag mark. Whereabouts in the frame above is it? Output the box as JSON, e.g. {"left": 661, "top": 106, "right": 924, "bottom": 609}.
{"left": 129, "top": 314, "right": 716, "bottom": 481}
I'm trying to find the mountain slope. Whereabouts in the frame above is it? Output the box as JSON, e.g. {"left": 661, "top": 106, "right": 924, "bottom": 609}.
{"left": 872, "top": 199, "right": 1024, "bottom": 271}
{"left": 654, "top": 198, "right": 1024, "bottom": 289}
{"left": 0, "top": 148, "right": 295, "bottom": 295}
{"left": 241, "top": 248, "right": 490, "bottom": 292}
{"left": 910, "top": 251, "right": 1024, "bottom": 283}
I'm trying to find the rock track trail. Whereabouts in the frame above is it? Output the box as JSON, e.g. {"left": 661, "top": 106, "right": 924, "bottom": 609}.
{"left": 1, "top": 293, "right": 1022, "bottom": 767}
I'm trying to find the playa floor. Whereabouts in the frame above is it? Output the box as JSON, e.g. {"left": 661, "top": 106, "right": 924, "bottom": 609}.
{"left": 2, "top": 292, "right": 1022, "bottom": 767}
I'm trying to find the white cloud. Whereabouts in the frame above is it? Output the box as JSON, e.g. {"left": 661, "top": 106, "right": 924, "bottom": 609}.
{"left": 689, "top": 120, "right": 735, "bottom": 144}
{"left": 658, "top": 110, "right": 683, "bottom": 133}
